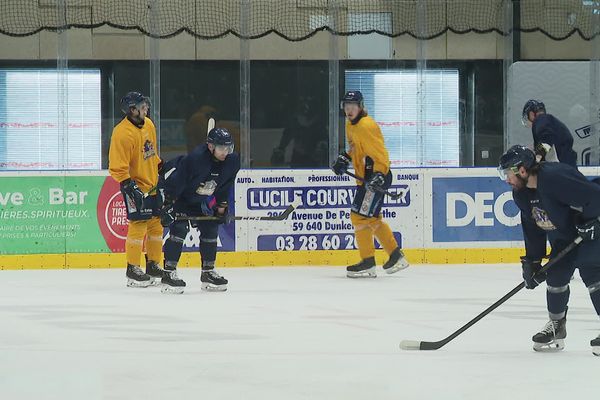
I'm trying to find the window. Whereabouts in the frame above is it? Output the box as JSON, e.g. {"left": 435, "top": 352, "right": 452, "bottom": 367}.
{"left": 0, "top": 68, "right": 101, "bottom": 170}
{"left": 345, "top": 69, "right": 460, "bottom": 166}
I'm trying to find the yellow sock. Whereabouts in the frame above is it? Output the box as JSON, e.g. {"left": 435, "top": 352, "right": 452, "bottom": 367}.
{"left": 126, "top": 220, "right": 147, "bottom": 266}
{"left": 371, "top": 218, "right": 399, "bottom": 255}
{"left": 351, "top": 212, "right": 375, "bottom": 259}
{"left": 145, "top": 217, "right": 164, "bottom": 264}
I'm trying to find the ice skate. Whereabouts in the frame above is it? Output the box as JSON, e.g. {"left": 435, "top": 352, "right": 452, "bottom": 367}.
{"left": 145, "top": 260, "right": 165, "bottom": 286}
{"left": 201, "top": 269, "right": 228, "bottom": 292}
{"left": 126, "top": 264, "right": 152, "bottom": 288}
{"left": 346, "top": 257, "right": 376, "bottom": 278}
{"left": 382, "top": 248, "right": 409, "bottom": 274}
{"left": 591, "top": 334, "right": 600, "bottom": 356}
{"left": 532, "top": 313, "right": 567, "bottom": 352}
{"left": 161, "top": 268, "right": 186, "bottom": 294}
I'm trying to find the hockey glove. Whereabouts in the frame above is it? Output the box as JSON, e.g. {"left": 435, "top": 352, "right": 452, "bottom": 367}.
{"left": 332, "top": 152, "right": 351, "bottom": 176}
{"left": 201, "top": 196, "right": 217, "bottom": 216}
{"left": 521, "top": 257, "right": 545, "bottom": 289}
{"left": 159, "top": 202, "right": 175, "bottom": 227}
{"left": 159, "top": 193, "right": 176, "bottom": 227}
{"left": 121, "top": 179, "right": 144, "bottom": 210}
{"left": 367, "top": 172, "right": 386, "bottom": 191}
{"left": 576, "top": 218, "right": 600, "bottom": 241}
{"left": 215, "top": 201, "right": 234, "bottom": 224}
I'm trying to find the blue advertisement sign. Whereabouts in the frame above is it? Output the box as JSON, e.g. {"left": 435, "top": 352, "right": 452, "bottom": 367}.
{"left": 432, "top": 176, "right": 522, "bottom": 242}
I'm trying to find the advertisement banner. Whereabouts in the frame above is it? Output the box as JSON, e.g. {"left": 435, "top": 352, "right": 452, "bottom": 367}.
{"left": 0, "top": 174, "right": 107, "bottom": 254}
{"left": 235, "top": 169, "right": 424, "bottom": 253}
{"left": 432, "top": 176, "right": 521, "bottom": 242}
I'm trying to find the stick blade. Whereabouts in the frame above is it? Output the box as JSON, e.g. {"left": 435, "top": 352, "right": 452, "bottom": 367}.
{"left": 399, "top": 340, "right": 422, "bottom": 351}
{"left": 207, "top": 118, "right": 215, "bottom": 135}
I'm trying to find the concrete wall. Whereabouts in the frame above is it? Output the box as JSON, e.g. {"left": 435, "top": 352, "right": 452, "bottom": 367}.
{"left": 0, "top": 28, "right": 596, "bottom": 61}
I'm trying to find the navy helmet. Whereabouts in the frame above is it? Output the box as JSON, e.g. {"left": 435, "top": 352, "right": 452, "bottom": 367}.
{"left": 522, "top": 99, "right": 545, "bottom": 126}
{"left": 207, "top": 127, "right": 234, "bottom": 154}
{"left": 340, "top": 90, "right": 364, "bottom": 109}
{"left": 498, "top": 145, "right": 536, "bottom": 180}
{"left": 120, "top": 91, "right": 151, "bottom": 115}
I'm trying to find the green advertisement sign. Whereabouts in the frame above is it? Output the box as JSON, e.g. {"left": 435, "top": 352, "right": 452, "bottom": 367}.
{"left": 0, "top": 175, "right": 109, "bottom": 254}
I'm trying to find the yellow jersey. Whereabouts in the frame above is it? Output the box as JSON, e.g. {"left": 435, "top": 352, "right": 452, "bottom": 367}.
{"left": 108, "top": 117, "right": 160, "bottom": 193}
{"left": 345, "top": 114, "right": 390, "bottom": 180}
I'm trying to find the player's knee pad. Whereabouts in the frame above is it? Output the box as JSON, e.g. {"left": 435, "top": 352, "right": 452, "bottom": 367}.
{"left": 167, "top": 221, "right": 189, "bottom": 243}
{"left": 579, "top": 265, "right": 600, "bottom": 287}
{"left": 547, "top": 284, "right": 569, "bottom": 294}
{"left": 545, "top": 263, "right": 576, "bottom": 287}
{"left": 587, "top": 280, "right": 600, "bottom": 295}
{"left": 127, "top": 220, "right": 147, "bottom": 240}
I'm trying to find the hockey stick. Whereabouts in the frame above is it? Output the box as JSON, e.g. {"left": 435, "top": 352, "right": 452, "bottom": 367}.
{"left": 207, "top": 117, "right": 215, "bottom": 134}
{"left": 344, "top": 171, "right": 404, "bottom": 200}
{"left": 177, "top": 198, "right": 302, "bottom": 222}
{"left": 399, "top": 236, "right": 583, "bottom": 351}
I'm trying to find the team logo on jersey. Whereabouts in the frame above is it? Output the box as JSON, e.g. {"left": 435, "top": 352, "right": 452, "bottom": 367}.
{"left": 143, "top": 140, "right": 156, "bottom": 160}
{"left": 196, "top": 180, "right": 217, "bottom": 196}
{"left": 531, "top": 206, "right": 556, "bottom": 231}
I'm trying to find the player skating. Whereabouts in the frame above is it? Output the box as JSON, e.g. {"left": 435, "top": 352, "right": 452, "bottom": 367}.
{"left": 331, "top": 90, "right": 409, "bottom": 278}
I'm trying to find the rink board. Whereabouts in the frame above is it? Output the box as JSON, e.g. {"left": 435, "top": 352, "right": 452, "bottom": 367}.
{"left": 2, "top": 167, "right": 598, "bottom": 269}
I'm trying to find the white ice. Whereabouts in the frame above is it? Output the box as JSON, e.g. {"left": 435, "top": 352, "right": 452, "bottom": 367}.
{"left": 0, "top": 264, "right": 598, "bottom": 400}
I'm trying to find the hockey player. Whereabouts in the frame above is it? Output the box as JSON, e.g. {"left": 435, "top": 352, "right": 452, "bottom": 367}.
{"left": 498, "top": 145, "right": 600, "bottom": 355}
{"left": 332, "top": 90, "right": 409, "bottom": 278}
{"left": 521, "top": 99, "right": 577, "bottom": 167}
{"left": 109, "top": 91, "right": 165, "bottom": 287}
{"left": 158, "top": 127, "right": 240, "bottom": 294}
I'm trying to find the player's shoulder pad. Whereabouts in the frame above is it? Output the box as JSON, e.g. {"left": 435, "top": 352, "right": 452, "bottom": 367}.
{"left": 539, "top": 162, "right": 585, "bottom": 185}
{"left": 361, "top": 115, "right": 380, "bottom": 129}
{"left": 144, "top": 117, "right": 156, "bottom": 129}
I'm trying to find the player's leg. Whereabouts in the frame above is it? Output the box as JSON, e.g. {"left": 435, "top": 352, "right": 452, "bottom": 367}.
{"left": 370, "top": 217, "right": 409, "bottom": 274}
{"left": 348, "top": 212, "right": 376, "bottom": 278}
{"left": 578, "top": 263, "right": 600, "bottom": 356}
{"left": 145, "top": 216, "right": 165, "bottom": 285}
{"left": 532, "top": 260, "right": 575, "bottom": 352}
{"left": 161, "top": 220, "right": 188, "bottom": 294}
{"left": 196, "top": 221, "right": 228, "bottom": 291}
{"left": 125, "top": 220, "right": 152, "bottom": 287}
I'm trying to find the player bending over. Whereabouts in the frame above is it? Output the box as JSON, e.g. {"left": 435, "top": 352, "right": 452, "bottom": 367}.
{"left": 499, "top": 145, "right": 600, "bottom": 355}
{"left": 158, "top": 128, "right": 240, "bottom": 294}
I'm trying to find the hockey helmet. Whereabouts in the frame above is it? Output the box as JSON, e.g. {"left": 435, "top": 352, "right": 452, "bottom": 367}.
{"left": 207, "top": 127, "right": 234, "bottom": 154}
{"left": 340, "top": 90, "right": 364, "bottom": 109}
{"left": 120, "top": 91, "right": 151, "bottom": 115}
{"left": 498, "top": 145, "right": 536, "bottom": 180}
{"left": 521, "top": 99, "right": 545, "bottom": 126}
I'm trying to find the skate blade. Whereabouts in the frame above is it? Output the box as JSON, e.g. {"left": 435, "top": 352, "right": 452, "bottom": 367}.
{"left": 201, "top": 282, "right": 228, "bottom": 292}
{"left": 148, "top": 276, "right": 162, "bottom": 286}
{"left": 161, "top": 284, "right": 185, "bottom": 294}
{"left": 384, "top": 259, "right": 410, "bottom": 274}
{"left": 346, "top": 267, "right": 377, "bottom": 278}
{"left": 593, "top": 345, "right": 600, "bottom": 356}
{"left": 127, "top": 279, "right": 152, "bottom": 288}
{"left": 533, "top": 339, "right": 565, "bottom": 352}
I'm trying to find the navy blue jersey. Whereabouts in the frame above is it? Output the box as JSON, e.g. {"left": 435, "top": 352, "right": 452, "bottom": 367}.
{"left": 514, "top": 162, "right": 600, "bottom": 260}
{"left": 161, "top": 144, "right": 241, "bottom": 213}
{"left": 531, "top": 114, "right": 577, "bottom": 167}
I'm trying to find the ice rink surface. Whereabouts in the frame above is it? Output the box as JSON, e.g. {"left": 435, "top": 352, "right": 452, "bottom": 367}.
{"left": 0, "top": 264, "right": 598, "bottom": 400}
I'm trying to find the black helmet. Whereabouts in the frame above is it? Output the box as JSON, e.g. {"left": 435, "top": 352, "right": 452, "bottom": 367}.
{"left": 522, "top": 99, "right": 545, "bottom": 126}
{"left": 340, "top": 90, "right": 364, "bottom": 109}
{"left": 207, "top": 127, "right": 234, "bottom": 154}
{"left": 498, "top": 145, "right": 536, "bottom": 180}
{"left": 120, "top": 91, "right": 150, "bottom": 115}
